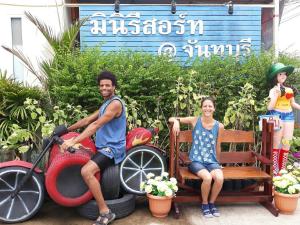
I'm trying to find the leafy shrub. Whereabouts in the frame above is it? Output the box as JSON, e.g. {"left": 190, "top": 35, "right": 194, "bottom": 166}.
{"left": 0, "top": 71, "right": 45, "bottom": 140}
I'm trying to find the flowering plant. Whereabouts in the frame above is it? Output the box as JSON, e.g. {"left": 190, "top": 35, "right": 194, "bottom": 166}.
{"left": 140, "top": 172, "right": 178, "bottom": 197}
{"left": 273, "top": 163, "right": 300, "bottom": 194}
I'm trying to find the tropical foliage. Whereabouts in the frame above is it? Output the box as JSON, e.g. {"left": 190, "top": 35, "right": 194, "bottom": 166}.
{"left": 1, "top": 12, "right": 300, "bottom": 161}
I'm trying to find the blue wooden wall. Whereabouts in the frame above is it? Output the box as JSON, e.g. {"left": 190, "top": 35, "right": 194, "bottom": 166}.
{"left": 79, "top": 5, "right": 261, "bottom": 62}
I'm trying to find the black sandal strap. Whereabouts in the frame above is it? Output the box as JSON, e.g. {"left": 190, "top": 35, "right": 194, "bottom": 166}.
{"left": 93, "top": 210, "right": 116, "bottom": 225}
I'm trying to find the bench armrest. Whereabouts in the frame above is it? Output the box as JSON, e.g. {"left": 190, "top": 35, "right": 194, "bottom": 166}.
{"left": 251, "top": 151, "right": 273, "bottom": 165}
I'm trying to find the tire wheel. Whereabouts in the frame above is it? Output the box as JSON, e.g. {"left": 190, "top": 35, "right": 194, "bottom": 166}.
{"left": 101, "top": 164, "right": 120, "bottom": 200}
{"left": 45, "top": 153, "right": 99, "bottom": 207}
{"left": 76, "top": 194, "right": 136, "bottom": 220}
{"left": 0, "top": 167, "right": 44, "bottom": 223}
{"left": 120, "top": 146, "right": 166, "bottom": 195}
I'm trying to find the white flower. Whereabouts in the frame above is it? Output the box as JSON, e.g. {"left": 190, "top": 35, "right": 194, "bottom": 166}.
{"left": 162, "top": 172, "right": 169, "bottom": 177}
{"left": 165, "top": 188, "right": 173, "bottom": 197}
{"left": 140, "top": 181, "right": 145, "bottom": 190}
{"left": 152, "top": 180, "right": 159, "bottom": 186}
{"left": 147, "top": 179, "right": 155, "bottom": 185}
{"left": 146, "top": 173, "right": 155, "bottom": 179}
{"left": 293, "top": 184, "right": 300, "bottom": 191}
{"left": 172, "top": 184, "right": 178, "bottom": 192}
{"left": 141, "top": 174, "right": 178, "bottom": 197}
{"left": 277, "top": 180, "right": 289, "bottom": 189}
{"left": 273, "top": 164, "right": 300, "bottom": 194}
{"left": 279, "top": 169, "right": 288, "bottom": 175}
{"left": 170, "top": 177, "right": 177, "bottom": 185}
{"left": 273, "top": 176, "right": 282, "bottom": 181}
{"left": 283, "top": 174, "right": 298, "bottom": 184}
{"left": 287, "top": 165, "right": 293, "bottom": 170}
{"left": 145, "top": 185, "right": 153, "bottom": 193}
{"left": 157, "top": 183, "right": 168, "bottom": 192}
{"left": 288, "top": 186, "right": 296, "bottom": 194}
{"left": 155, "top": 176, "right": 162, "bottom": 181}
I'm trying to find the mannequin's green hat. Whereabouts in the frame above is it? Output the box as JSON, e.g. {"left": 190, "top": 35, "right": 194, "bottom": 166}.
{"left": 267, "top": 63, "right": 294, "bottom": 81}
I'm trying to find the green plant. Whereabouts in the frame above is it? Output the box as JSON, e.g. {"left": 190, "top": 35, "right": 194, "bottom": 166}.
{"left": 290, "top": 137, "right": 300, "bottom": 153}
{"left": 0, "top": 124, "right": 33, "bottom": 154}
{"left": 0, "top": 71, "right": 45, "bottom": 141}
{"left": 140, "top": 172, "right": 178, "bottom": 197}
{"left": 223, "top": 83, "right": 267, "bottom": 130}
{"left": 273, "top": 164, "right": 300, "bottom": 194}
{"left": 170, "top": 74, "right": 204, "bottom": 117}
{"left": 190, "top": 53, "right": 273, "bottom": 120}
{"left": 0, "top": 98, "right": 88, "bottom": 158}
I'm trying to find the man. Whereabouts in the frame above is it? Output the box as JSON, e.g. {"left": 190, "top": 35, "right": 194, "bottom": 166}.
{"left": 61, "top": 71, "right": 126, "bottom": 225}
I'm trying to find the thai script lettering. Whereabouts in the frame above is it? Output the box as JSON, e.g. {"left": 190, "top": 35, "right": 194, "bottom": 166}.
{"left": 180, "top": 38, "right": 252, "bottom": 58}
{"left": 88, "top": 12, "right": 253, "bottom": 58}
{"left": 90, "top": 12, "right": 203, "bottom": 35}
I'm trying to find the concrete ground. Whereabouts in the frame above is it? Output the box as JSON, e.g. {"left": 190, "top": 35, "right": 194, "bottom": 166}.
{"left": 3, "top": 197, "right": 299, "bottom": 225}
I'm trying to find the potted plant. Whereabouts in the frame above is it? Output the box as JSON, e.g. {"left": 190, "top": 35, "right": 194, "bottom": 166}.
{"left": 140, "top": 172, "right": 178, "bottom": 218}
{"left": 273, "top": 163, "right": 300, "bottom": 214}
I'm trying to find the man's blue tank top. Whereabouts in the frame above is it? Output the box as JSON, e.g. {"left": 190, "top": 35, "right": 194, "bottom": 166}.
{"left": 95, "top": 96, "right": 126, "bottom": 164}
{"left": 189, "top": 117, "right": 219, "bottom": 164}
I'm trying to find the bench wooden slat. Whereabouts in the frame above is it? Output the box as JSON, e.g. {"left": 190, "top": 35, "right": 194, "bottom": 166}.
{"left": 177, "top": 130, "right": 193, "bottom": 142}
{"left": 217, "top": 129, "right": 254, "bottom": 143}
{"left": 179, "top": 151, "right": 256, "bottom": 164}
{"left": 179, "top": 152, "right": 191, "bottom": 165}
{"left": 177, "top": 130, "right": 254, "bottom": 143}
{"left": 219, "top": 152, "right": 256, "bottom": 164}
{"left": 179, "top": 166, "right": 271, "bottom": 181}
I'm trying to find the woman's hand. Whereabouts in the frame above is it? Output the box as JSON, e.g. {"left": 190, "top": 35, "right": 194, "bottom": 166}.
{"left": 172, "top": 120, "right": 180, "bottom": 136}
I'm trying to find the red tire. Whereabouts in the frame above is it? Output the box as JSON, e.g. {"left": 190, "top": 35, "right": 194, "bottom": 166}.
{"left": 45, "top": 152, "right": 100, "bottom": 207}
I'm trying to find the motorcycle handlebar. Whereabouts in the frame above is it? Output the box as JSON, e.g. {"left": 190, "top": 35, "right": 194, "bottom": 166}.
{"left": 53, "top": 136, "right": 76, "bottom": 153}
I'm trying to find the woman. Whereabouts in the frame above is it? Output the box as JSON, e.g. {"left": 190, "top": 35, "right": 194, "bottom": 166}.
{"left": 267, "top": 63, "right": 300, "bottom": 175}
{"left": 169, "top": 97, "right": 224, "bottom": 218}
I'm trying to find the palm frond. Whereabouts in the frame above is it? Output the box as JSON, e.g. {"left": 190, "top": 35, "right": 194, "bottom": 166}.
{"left": 1, "top": 46, "right": 46, "bottom": 85}
{"left": 61, "top": 17, "right": 89, "bottom": 50}
{"left": 39, "top": 59, "right": 52, "bottom": 81}
{"left": 0, "top": 69, "right": 8, "bottom": 79}
{"left": 25, "top": 11, "right": 60, "bottom": 51}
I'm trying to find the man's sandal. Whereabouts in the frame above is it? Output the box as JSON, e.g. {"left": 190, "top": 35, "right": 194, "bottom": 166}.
{"left": 93, "top": 210, "right": 116, "bottom": 225}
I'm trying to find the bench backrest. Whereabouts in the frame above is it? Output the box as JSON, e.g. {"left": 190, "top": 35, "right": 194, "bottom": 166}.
{"left": 175, "top": 129, "right": 255, "bottom": 164}
{"left": 217, "top": 129, "right": 255, "bottom": 164}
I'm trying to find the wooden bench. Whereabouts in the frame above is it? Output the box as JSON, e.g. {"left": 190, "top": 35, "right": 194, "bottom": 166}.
{"left": 169, "top": 120, "right": 278, "bottom": 217}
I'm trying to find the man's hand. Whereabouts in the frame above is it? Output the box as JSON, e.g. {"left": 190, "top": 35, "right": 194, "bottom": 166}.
{"left": 60, "top": 138, "right": 76, "bottom": 153}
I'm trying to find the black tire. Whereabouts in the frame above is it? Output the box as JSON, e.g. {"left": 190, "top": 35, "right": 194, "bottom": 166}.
{"left": 76, "top": 194, "right": 136, "bottom": 220}
{"left": 101, "top": 164, "right": 120, "bottom": 200}
{"left": 120, "top": 146, "right": 166, "bottom": 195}
{"left": 0, "top": 166, "right": 44, "bottom": 223}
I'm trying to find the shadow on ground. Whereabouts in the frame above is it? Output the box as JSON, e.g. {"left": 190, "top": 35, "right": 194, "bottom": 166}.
{"left": 2, "top": 197, "right": 300, "bottom": 225}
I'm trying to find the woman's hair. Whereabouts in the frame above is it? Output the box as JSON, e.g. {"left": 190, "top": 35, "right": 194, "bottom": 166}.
{"left": 200, "top": 96, "right": 215, "bottom": 108}
{"left": 270, "top": 74, "right": 299, "bottom": 96}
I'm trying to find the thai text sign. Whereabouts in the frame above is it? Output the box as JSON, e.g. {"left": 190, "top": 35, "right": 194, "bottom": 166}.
{"left": 79, "top": 5, "right": 261, "bottom": 61}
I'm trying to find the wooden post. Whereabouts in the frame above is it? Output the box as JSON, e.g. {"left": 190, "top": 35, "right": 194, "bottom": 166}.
{"left": 169, "top": 123, "right": 175, "bottom": 177}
